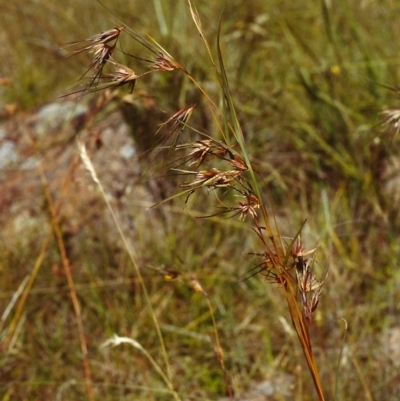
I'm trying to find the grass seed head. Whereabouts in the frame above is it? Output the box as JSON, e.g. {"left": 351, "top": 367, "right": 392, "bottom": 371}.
{"left": 156, "top": 105, "right": 196, "bottom": 149}
{"left": 236, "top": 192, "right": 260, "bottom": 220}
{"left": 161, "top": 105, "right": 196, "bottom": 127}
{"left": 63, "top": 26, "right": 124, "bottom": 56}
{"left": 190, "top": 276, "right": 207, "bottom": 296}
{"left": 182, "top": 140, "right": 233, "bottom": 167}
{"left": 185, "top": 140, "right": 212, "bottom": 167}
{"left": 183, "top": 169, "right": 241, "bottom": 189}
{"left": 88, "top": 26, "right": 124, "bottom": 44}
{"left": 108, "top": 60, "right": 138, "bottom": 93}
{"left": 153, "top": 53, "right": 182, "bottom": 72}
{"left": 86, "top": 43, "right": 116, "bottom": 82}
{"left": 230, "top": 154, "right": 248, "bottom": 171}
{"left": 382, "top": 108, "right": 400, "bottom": 137}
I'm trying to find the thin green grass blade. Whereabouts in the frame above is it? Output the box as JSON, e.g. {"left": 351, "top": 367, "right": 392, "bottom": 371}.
{"left": 215, "top": 11, "right": 278, "bottom": 247}
{"left": 294, "top": 121, "right": 360, "bottom": 178}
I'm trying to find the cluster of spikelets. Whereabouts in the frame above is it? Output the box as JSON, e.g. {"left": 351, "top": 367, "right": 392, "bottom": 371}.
{"left": 64, "top": 17, "right": 327, "bottom": 400}
{"left": 62, "top": 25, "right": 269, "bottom": 223}
{"left": 63, "top": 25, "right": 186, "bottom": 96}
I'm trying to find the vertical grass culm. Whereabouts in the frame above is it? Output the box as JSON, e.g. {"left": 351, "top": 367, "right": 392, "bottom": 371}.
{"left": 61, "top": 1, "right": 329, "bottom": 399}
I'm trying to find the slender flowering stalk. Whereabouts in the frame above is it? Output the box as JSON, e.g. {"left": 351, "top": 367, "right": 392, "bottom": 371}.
{"left": 64, "top": 14, "right": 328, "bottom": 399}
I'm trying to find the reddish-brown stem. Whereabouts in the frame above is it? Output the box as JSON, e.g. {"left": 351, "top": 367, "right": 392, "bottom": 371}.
{"left": 39, "top": 163, "right": 95, "bottom": 401}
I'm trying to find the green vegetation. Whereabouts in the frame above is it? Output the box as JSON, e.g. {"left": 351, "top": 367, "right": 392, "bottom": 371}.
{"left": 2, "top": 0, "right": 400, "bottom": 400}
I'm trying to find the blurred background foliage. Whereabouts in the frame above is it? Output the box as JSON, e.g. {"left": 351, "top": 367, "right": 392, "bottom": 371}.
{"left": 2, "top": 0, "right": 400, "bottom": 400}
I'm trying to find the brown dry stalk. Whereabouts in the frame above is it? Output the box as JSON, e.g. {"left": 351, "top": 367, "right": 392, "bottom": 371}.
{"left": 39, "top": 163, "right": 95, "bottom": 401}
{"left": 248, "top": 215, "right": 326, "bottom": 400}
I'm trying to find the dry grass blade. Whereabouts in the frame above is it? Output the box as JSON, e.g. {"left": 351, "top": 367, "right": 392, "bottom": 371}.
{"left": 0, "top": 236, "right": 50, "bottom": 352}
{"left": 187, "top": 0, "right": 216, "bottom": 67}
{"left": 101, "top": 336, "right": 182, "bottom": 400}
{"left": 77, "top": 141, "right": 177, "bottom": 393}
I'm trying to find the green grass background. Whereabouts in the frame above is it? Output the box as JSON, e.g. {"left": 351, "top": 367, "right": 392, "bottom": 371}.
{"left": 2, "top": 0, "right": 400, "bottom": 399}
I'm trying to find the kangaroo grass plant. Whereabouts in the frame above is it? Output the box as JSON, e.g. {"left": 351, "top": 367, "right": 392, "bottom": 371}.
{"left": 63, "top": 2, "right": 327, "bottom": 399}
